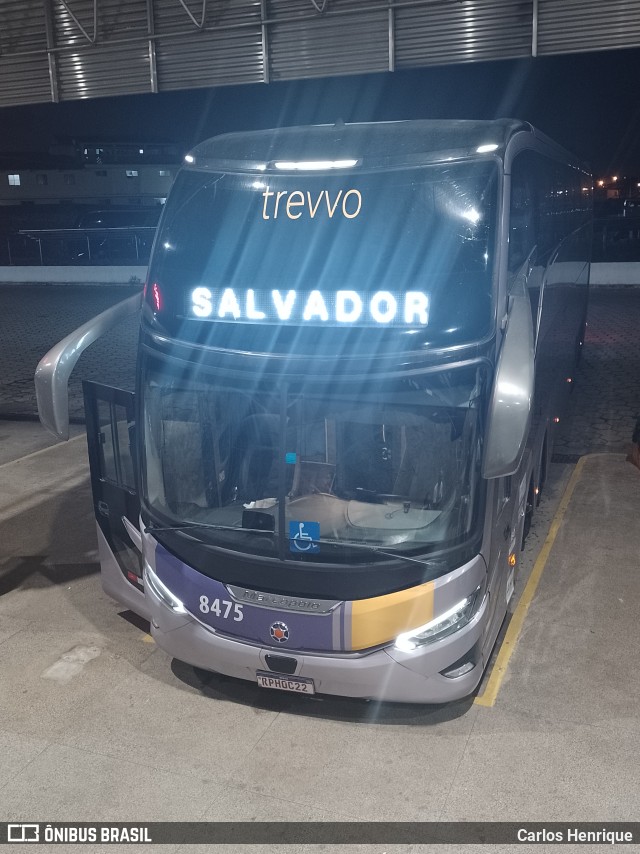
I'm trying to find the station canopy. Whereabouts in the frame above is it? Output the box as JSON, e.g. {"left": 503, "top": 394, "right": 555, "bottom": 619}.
{"left": 1, "top": 0, "right": 639, "bottom": 107}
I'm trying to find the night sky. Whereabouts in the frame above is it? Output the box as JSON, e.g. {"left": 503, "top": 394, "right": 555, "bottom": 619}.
{"left": 1, "top": 46, "right": 639, "bottom": 176}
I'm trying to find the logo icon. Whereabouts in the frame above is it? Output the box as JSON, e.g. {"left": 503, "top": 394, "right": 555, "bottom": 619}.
{"left": 270, "top": 621, "right": 289, "bottom": 643}
{"left": 289, "top": 520, "right": 320, "bottom": 553}
{"left": 8, "top": 825, "right": 39, "bottom": 843}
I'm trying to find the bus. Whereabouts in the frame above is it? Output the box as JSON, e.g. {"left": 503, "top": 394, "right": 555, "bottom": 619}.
{"left": 36, "top": 119, "right": 592, "bottom": 703}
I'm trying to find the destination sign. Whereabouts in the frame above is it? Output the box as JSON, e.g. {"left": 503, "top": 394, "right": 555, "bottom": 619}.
{"left": 188, "top": 287, "right": 429, "bottom": 327}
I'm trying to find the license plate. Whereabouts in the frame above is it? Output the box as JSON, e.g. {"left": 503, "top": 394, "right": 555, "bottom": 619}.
{"left": 256, "top": 671, "right": 315, "bottom": 695}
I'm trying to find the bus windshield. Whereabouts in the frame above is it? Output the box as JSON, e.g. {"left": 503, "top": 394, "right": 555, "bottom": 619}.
{"left": 149, "top": 161, "right": 498, "bottom": 348}
{"left": 141, "top": 360, "right": 486, "bottom": 567}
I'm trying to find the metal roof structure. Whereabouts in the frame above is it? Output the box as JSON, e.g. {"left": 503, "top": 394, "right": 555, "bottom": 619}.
{"left": 1, "top": 0, "right": 639, "bottom": 108}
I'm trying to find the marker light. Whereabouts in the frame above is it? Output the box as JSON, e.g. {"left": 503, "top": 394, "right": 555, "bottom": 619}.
{"left": 144, "top": 281, "right": 163, "bottom": 312}
{"left": 143, "top": 562, "right": 186, "bottom": 614}
{"left": 152, "top": 282, "right": 162, "bottom": 312}
{"left": 394, "top": 584, "right": 485, "bottom": 652}
{"left": 274, "top": 159, "right": 358, "bottom": 171}
{"left": 184, "top": 154, "right": 195, "bottom": 164}
{"left": 476, "top": 143, "right": 499, "bottom": 153}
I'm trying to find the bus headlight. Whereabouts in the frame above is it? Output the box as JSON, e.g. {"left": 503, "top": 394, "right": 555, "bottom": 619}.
{"left": 394, "top": 584, "right": 485, "bottom": 652}
{"left": 143, "top": 561, "right": 187, "bottom": 614}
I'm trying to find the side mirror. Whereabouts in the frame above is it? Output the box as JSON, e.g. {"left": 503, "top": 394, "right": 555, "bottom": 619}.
{"left": 482, "top": 283, "right": 534, "bottom": 479}
{"left": 35, "top": 292, "right": 142, "bottom": 440}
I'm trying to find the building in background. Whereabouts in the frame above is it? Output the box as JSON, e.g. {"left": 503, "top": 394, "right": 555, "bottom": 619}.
{"left": 0, "top": 139, "right": 180, "bottom": 230}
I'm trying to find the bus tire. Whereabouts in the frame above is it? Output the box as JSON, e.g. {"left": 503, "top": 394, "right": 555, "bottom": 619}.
{"left": 537, "top": 436, "right": 548, "bottom": 506}
{"left": 521, "top": 476, "right": 535, "bottom": 550}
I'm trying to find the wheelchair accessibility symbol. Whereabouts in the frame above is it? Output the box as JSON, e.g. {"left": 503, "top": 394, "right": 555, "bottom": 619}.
{"left": 289, "top": 520, "right": 320, "bottom": 553}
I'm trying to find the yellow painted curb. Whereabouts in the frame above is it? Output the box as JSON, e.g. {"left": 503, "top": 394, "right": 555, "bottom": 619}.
{"left": 474, "top": 455, "right": 588, "bottom": 707}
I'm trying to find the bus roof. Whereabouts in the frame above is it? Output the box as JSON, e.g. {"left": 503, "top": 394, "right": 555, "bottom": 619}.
{"left": 186, "top": 119, "right": 532, "bottom": 172}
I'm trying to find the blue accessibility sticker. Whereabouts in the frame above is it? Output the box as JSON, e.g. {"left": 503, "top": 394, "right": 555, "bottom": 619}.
{"left": 289, "top": 520, "right": 320, "bottom": 553}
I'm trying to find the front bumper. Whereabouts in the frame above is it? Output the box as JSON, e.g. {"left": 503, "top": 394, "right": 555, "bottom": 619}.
{"left": 146, "top": 577, "right": 489, "bottom": 704}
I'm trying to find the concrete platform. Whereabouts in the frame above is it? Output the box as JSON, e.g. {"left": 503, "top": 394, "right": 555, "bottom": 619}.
{"left": 0, "top": 436, "right": 639, "bottom": 851}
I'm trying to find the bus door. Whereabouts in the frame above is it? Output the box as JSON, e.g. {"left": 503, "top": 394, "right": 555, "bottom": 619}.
{"left": 83, "top": 381, "right": 142, "bottom": 590}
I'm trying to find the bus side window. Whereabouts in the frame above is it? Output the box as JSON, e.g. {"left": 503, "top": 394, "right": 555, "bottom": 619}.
{"left": 509, "top": 152, "right": 540, "bottom": 327}
{"left": 508, "top": 185, "right": 534, "bottom": 273}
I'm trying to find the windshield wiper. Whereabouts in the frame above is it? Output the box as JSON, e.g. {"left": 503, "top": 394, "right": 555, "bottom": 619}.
{"left": 145, "top": 523, "right": 443, "bottom": 570}
{"left": 313, "top": 537, "right": 445, "bottom": 570}
{"left": 145, "top": 521, "right": 274, "bottom": 536}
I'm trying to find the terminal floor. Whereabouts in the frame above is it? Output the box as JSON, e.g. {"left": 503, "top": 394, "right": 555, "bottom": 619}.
{"left": 0, "top": 433, "right": 638, "bottom": 852}
{"left": 0, "top": 286, "right": 639, "bottom": 851}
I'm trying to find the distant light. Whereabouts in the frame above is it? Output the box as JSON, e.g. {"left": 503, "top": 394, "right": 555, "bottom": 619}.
{"left": 163, "top": 242, "right": 174, "bottom": 251}
{"left": 184, "top": 154, "right": 195, "bottom": 164}
{"left": 476, "top": 143, "right": 499, "bottom": 154}
{"left": 613, "top": 176, "right": 618, "bottom": 182}
{"left": 582, "top": 187, "right": 589, "bottom": 192}
{"left": 274, "top": 159, "right": 358, "bottom": 171}
{"left": 139, "top": 148, "right": 144, "bottom": 155}
{"left": 597, "top": 180, "right": 605, "bottom": 187}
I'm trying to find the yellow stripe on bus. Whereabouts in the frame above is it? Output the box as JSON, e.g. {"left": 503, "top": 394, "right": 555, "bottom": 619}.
{"left": 350, "top": 581, "right": 435, "bottom": 650}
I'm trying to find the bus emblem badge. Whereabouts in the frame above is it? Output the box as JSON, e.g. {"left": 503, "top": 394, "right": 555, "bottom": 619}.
{"left": 270, "top": 622, "right": 289, "bottom": 643}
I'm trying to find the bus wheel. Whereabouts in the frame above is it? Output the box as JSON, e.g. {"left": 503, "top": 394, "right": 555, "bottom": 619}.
{"left": 521, "top": 477, "right": 535, "bottom": 550}
{"left": 537, "top": 437, "right": 548, "bottom": 506}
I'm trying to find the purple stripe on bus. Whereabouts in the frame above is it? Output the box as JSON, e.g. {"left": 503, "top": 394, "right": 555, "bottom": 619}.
{"left": 153, "top": 544, "right": 343, "bottom": 652}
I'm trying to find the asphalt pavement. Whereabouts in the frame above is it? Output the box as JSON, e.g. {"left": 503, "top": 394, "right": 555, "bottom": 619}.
{"left": 0, "top": 283, "right": 140, "bottom": 423}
